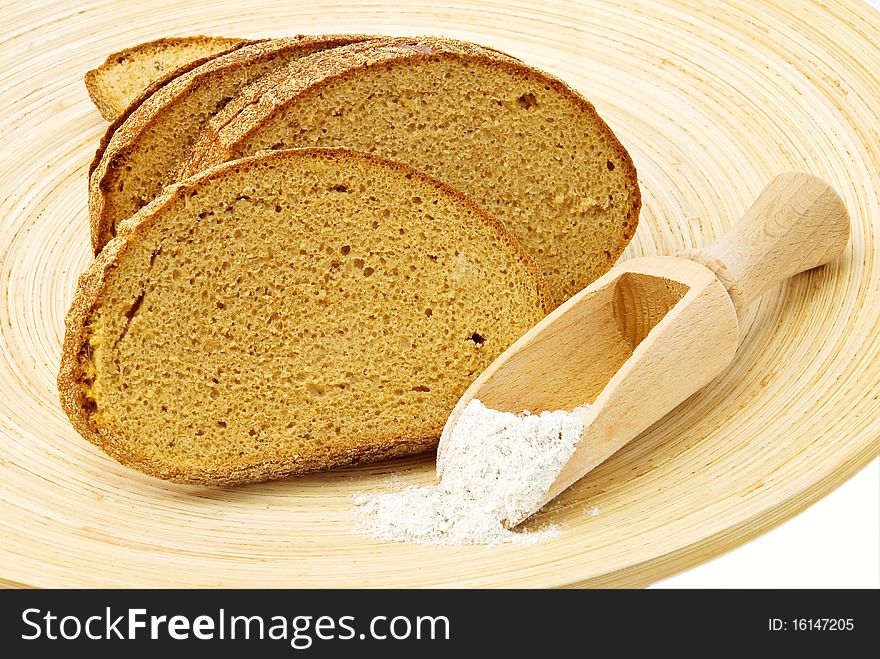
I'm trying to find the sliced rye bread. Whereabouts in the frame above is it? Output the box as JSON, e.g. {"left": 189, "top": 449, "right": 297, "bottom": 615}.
{"left": 88, "top": 34, "right": 372, "bottom": 254}
{"left": 178, "top": 36, "right": 641, "bottom": 303}
{"left": 87, "top": 39, "right": 264, "bottom": 181}
{"left": 85, "top": 36, "right": 249, "bottom": 120}
{"left": 86, "top": 35, "right": 508, "bottom": 183}
{"left": 59, "top": 148, "right": 552, "bottom": 485}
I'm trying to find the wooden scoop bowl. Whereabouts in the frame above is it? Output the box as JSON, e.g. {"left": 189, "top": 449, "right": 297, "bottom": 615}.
{"left": 437, "top": 172, "right": 850, "bottom": 527}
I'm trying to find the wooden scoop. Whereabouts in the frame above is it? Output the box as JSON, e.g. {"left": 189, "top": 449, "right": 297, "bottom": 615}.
{"left": 437, "top": 172, "right": 850, "bottom": 527}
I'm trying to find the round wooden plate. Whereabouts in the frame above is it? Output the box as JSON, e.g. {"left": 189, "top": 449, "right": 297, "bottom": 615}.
{"left": 1, "top": 0, "right": 878, "bottom": 588}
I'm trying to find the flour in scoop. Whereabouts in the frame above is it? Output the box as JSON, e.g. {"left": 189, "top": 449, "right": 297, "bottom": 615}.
{"left": 354, "top": 399, "right": 586, "bottom": 546}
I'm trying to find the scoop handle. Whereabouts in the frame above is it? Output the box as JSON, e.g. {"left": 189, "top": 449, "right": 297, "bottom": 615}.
{"left": 681, "top": 172, "right": 850, "bottom": 317}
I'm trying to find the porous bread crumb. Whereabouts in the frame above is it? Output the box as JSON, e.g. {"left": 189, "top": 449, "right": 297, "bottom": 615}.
{"left": 60, "top": 148, "right": 552, "bottom": 485}
{"left": 180, "top": 36, "right": 641, "bottom": 303}
{"left": 354, "top": 399, "right": 586, "bottom": 546}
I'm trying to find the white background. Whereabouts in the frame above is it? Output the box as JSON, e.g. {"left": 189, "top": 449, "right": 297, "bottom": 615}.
{"left": 656, "top": 0, "right": 880, "bottom": 590}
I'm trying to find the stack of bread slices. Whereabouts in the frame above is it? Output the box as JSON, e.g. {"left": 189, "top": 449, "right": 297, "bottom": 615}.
{"left": 60, "top": 33, "right": 640, "bottom": 485}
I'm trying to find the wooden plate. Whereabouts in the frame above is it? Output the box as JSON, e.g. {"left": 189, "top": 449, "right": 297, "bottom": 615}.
{"left": 1, "top": 0, "right": 878, "bottom": 588}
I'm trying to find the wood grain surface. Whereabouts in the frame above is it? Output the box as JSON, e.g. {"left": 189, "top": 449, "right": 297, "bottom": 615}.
{"left": 1, "top": 0, "right": 878, "bottom": 587}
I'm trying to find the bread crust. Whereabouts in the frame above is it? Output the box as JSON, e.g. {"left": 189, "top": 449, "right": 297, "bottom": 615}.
{"left": 84, "top": 36, "right": 248, "bottom": 120}
{"left": 178, "top": 36, "right": 641, "bottom": 285}
{"left": 88, "top": 34, "right": 374, "bottom": 254}
{"left": 60, "top": 147, "right": 554, "bottom": 485}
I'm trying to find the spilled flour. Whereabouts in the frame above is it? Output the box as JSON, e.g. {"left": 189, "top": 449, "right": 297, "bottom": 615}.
{"left": 354, "top": 399, "right": 586, "bottom": 546}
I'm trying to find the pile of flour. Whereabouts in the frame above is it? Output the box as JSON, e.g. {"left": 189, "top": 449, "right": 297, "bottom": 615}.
{"left": 354, "top": 399, "right": 585, "bottom": 546}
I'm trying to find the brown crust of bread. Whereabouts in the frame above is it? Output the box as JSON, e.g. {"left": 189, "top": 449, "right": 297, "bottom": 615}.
{"left": 84, "top": 36, "right": 248, "bottom": 121}
{"left": 177, "top": 36, "right": 641, "bottom": 278}
{"left": 88, "top": 34, "right": 374, "bottom": 255}
{"left": 87, "top": 39, "right": 261, "bottom": 180}
{"left": 60, "top": 147, "right": 554, "bottom": 486}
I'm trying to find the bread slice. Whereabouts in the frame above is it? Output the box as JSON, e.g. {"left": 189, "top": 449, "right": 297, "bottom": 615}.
{"left": 89, "top": 35, "right": 372, "bottom": 254}
{"left": 59, "top": 148, "right": 552, "bottom": 485}
{"left": 85, "top": 36, "right": 248, "bottom": 120}
{"left": 179, "top": 36, "right": 640, "bottom": 303}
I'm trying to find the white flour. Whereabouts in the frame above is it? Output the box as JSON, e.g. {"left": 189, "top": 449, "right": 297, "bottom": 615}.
{"left": 354, "top": 399, "right": 586, "bottom": 546}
